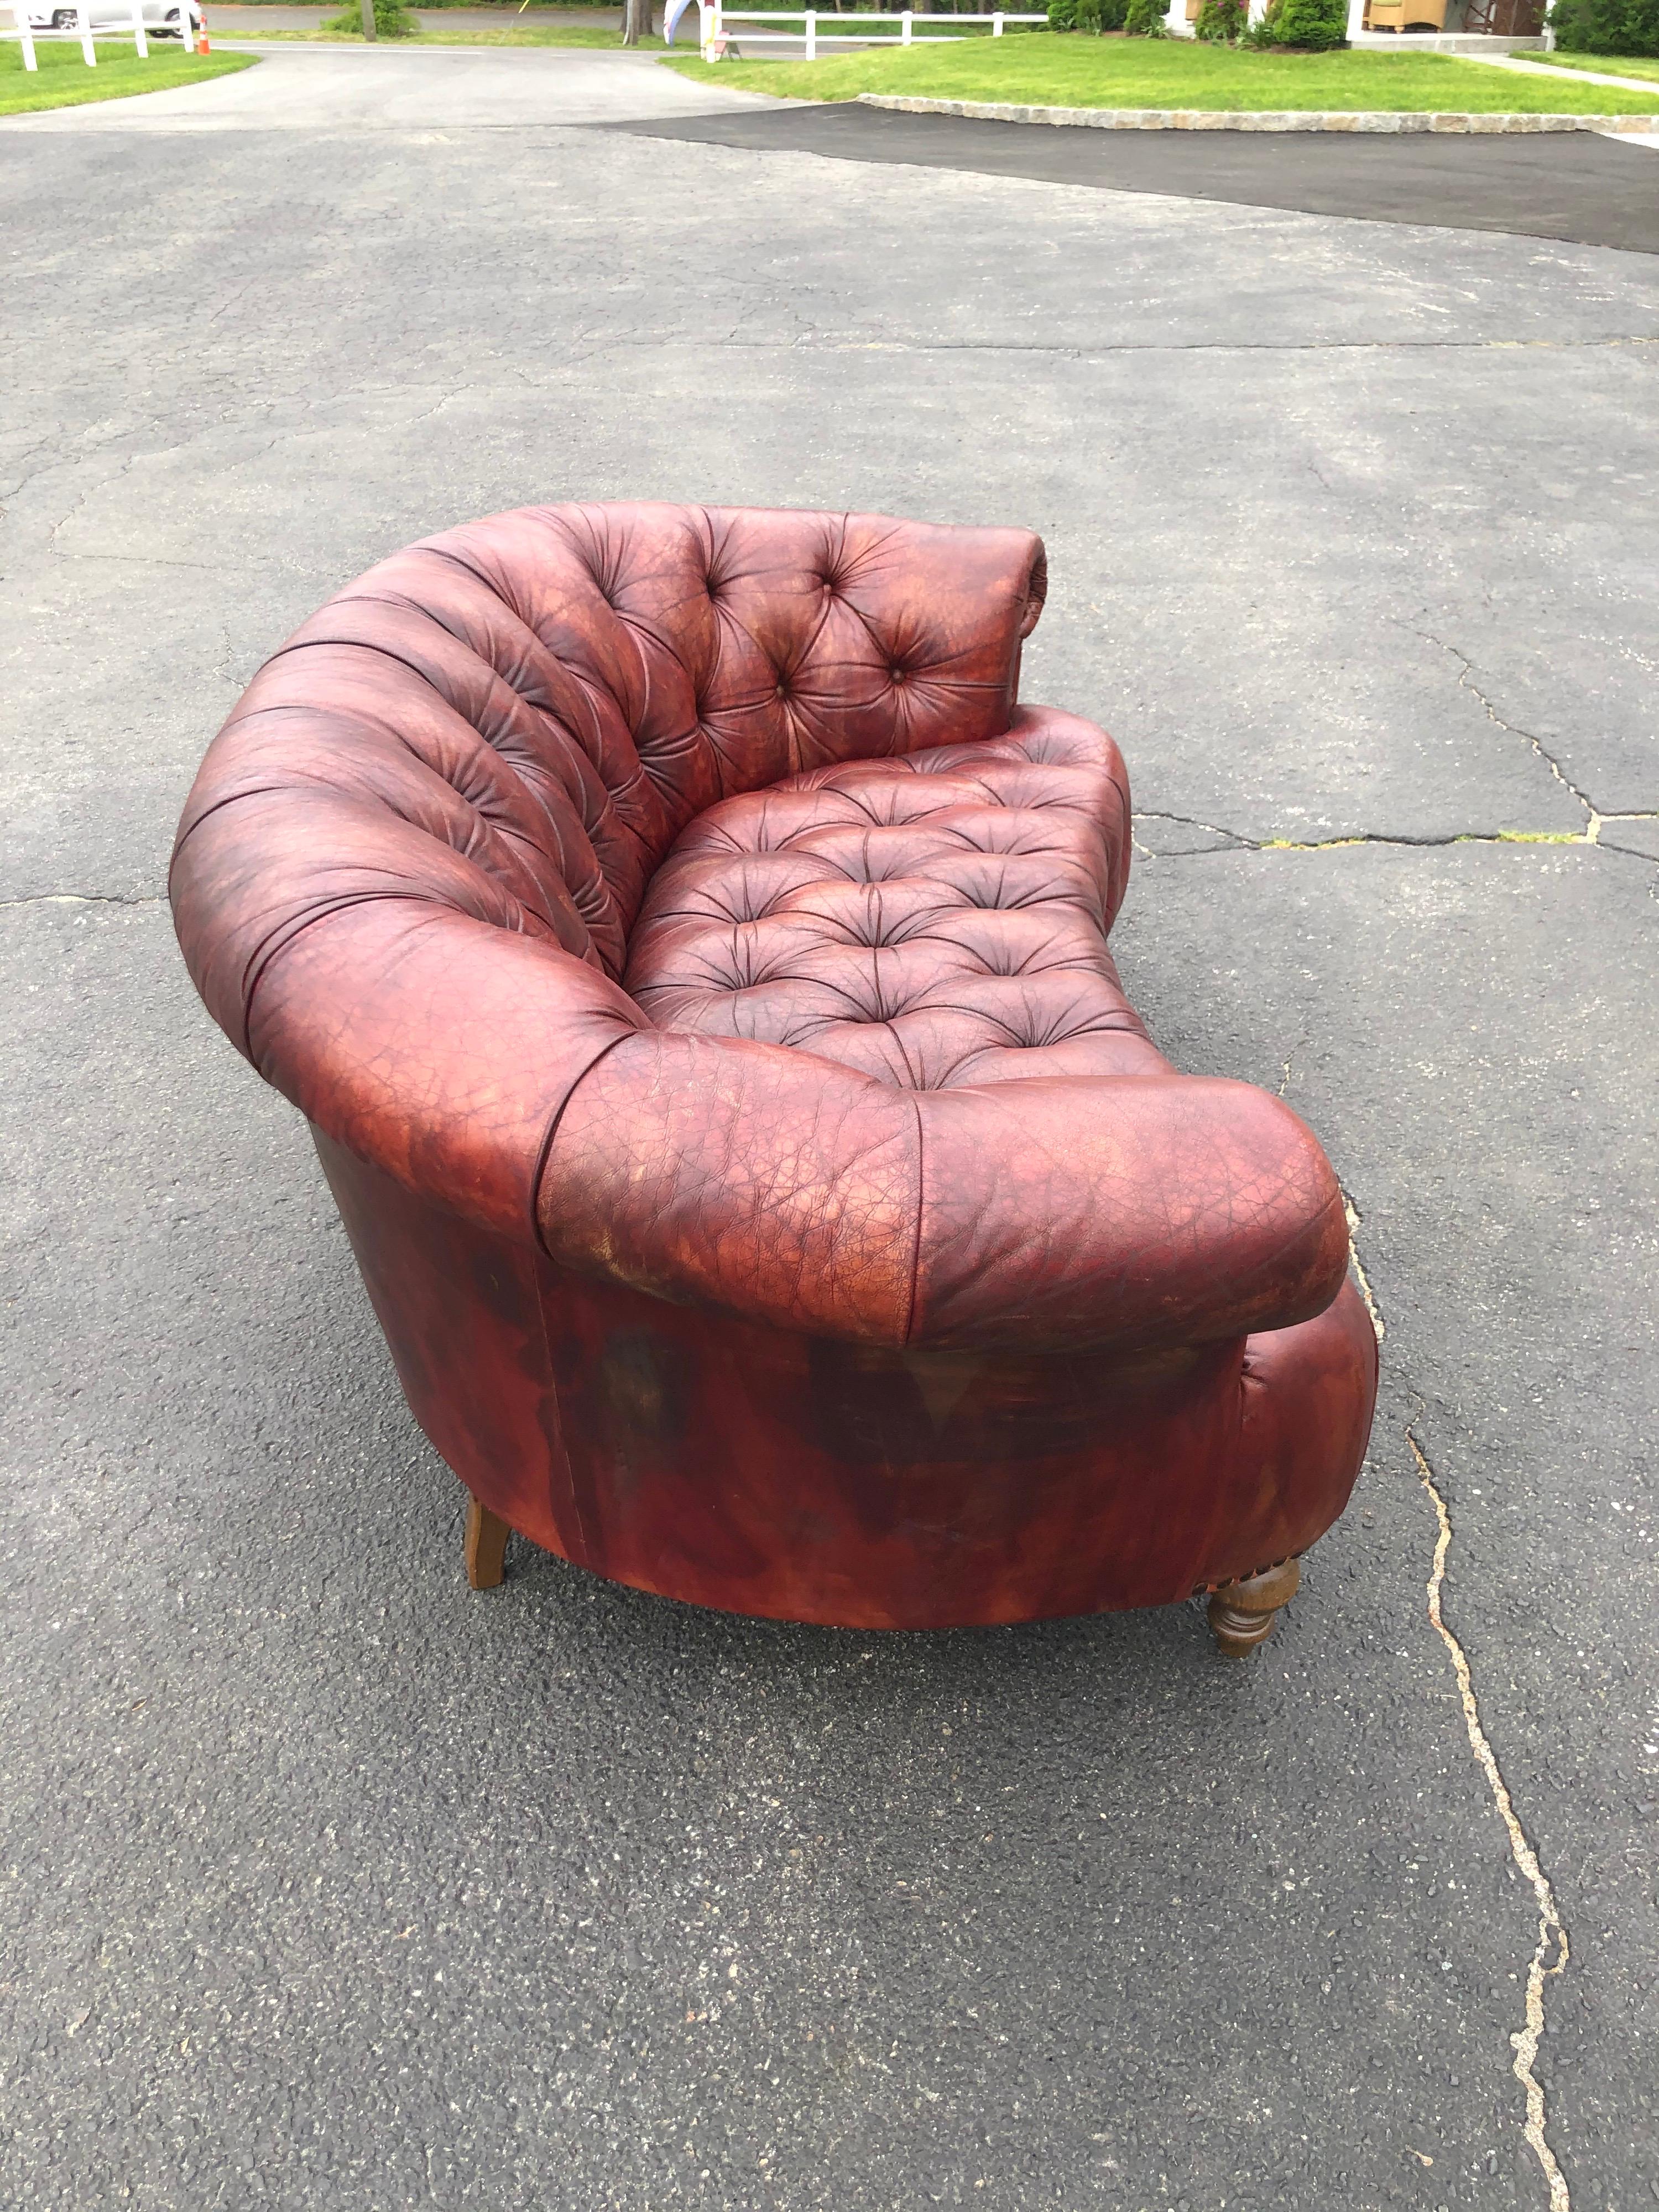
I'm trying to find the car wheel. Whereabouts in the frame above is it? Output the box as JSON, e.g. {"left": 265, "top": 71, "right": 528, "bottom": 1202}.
{"left": 51, "top": 8, "right": 76, "bottom": 24}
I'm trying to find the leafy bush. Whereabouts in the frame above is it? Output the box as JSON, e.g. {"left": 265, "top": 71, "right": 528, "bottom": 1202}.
{"left": 1050, "top": 0, "right": 1129, "bottom": 28}
{"left": 325, "top": 0, "right": 419, "bottom": 32}
{"left": 1250, "top": 0, "right": 1347, "bottom": 43}
{"left": 1123, "top": 0, "right": 1167, "bottom": 30}
{"left": 1193, "top": 0, "right": 1245, "bottom": 33}
{"left": 1548, "top": 0, "right": 1659, "bottom": 51}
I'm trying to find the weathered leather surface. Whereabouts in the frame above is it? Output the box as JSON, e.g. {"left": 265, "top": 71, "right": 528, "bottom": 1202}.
{"left": 174, "top": 502, "right": 1375, "bottom": 1624}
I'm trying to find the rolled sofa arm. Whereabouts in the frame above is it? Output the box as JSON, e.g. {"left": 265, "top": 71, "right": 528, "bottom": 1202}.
{"left": 171, "top": 764, "right": 645, "bottom": 1245}
{"left": 909, "top": 1073, "right": 1349, "bottom": 1351}
{"left": 539, "top": 1036, "right": 1349, "bottom": 1354}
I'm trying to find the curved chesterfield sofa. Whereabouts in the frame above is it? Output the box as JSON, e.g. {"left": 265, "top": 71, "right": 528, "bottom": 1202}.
{"left": 171, "top": 504, "right": 1378, "bottom": 1646}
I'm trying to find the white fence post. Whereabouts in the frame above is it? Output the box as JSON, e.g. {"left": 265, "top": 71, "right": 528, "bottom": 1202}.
{"left": 131, "top": 0, "right": 148, "bottom": 55}
{"left": 13, "top": 0, "right": 37, "bottom": 64}
{"left": 804, "top": 4, "right": 814, "bottom": 51}
{"left": 76, "top": 0, "right": 96, "bottom": 62}
{"left": 900, "top": 7, "right": 912, "bottom": 37}
{"left": 992, "top": 7, "right": 1003, "bottom": 28}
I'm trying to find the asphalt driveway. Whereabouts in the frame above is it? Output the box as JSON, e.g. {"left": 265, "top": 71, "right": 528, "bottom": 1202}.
{"left": 2, "top": 45, "right": 1656, "bottom": 2212}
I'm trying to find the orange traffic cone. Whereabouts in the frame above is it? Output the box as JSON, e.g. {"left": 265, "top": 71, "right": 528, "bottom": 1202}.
{"left": 195, "top": 12, "right": 210, "bottom": 46}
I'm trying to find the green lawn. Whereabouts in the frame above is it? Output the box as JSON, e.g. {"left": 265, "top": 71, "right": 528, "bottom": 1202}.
{"left": 0, "top": 35, "right": 254, "bottom": 112}
{"left": 1514, "top": 47, "right": 1659, "bottom": 82}
{"left": 231, "top": 18, "right": 675, "bottom": 38}
{"left": 663, "top": 34, "right": 1659, "bottom": 108}
{"left": 726, "top": 11, "right": 1033, "bottom": 32}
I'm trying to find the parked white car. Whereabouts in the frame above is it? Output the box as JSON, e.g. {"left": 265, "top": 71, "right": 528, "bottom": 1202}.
{"left": 21, "top": 0, "right": 204, "bottom": 33}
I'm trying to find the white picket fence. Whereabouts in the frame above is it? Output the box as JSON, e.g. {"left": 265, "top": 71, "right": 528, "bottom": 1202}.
{"left": 681, "top": 4, "right": 1048, "bottom": 59}
{"left": 5, "top": 0, "right": 158, "bottom": 67}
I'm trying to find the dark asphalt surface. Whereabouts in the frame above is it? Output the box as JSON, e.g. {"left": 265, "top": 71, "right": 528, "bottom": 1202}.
{"left": 2, "top": 60, "right": 1657, "bottom": 2212}
{"left": 620, "top": 102, "right": 1659, "bottom": 252}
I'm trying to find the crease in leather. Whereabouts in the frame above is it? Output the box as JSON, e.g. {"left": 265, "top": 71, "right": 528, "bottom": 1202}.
{"left": 527, "top": 1025, "right": 649, "bottom": 1261}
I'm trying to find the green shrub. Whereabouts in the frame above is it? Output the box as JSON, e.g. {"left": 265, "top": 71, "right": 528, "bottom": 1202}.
{"left": 1193, "top": 0, "right": 1245, "bottom": 33}
{"left": 1050, "top": 0, "right": 1129, "bottom": 27}
{"left": 1548, "top": 0, "right": 1659, "bottom": 51}
{"left": 1123, "top": 0, "right": 1167, "bottom": 30}
{"left": 1251, "top": 0, "right": 1347, "bottom": 43}
{"left": 325, "top": 0, "right": 419, "bottom": 32}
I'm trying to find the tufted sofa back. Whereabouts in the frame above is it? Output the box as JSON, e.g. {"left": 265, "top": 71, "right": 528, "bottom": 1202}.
{"left": 176, "top": 503, "right": 1046, "bottom": 1014}
{"left": 173, "top": 501, "right": 1352, "bottom": 1357}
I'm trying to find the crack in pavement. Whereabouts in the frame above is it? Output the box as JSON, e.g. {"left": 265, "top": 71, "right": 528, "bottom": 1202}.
{"left": 1341, "top": 1189, "right": 1386, "bottom": 1342}
{"left": 1415, "top": 630, "right": 1603, "bottom": 828}
{"left": 0, "top": 892, "right": 165, "bottom": 909}
{"left": 1133, "top": 811, "right": 1659, "bottom": 858}
{"left": 1342, "top": 1196, "right": 1572, "bottom": 2211}
{"left": 1409, "top": 1427, "right": 1573, "bottom": 2212}
{"left": 584, "top": 333, "right": 1659, "bottom": 357}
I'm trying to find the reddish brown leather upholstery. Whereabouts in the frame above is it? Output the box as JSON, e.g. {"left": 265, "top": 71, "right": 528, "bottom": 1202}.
{"left": 172, "top": 503, "right": 1377, "bottom": 1630}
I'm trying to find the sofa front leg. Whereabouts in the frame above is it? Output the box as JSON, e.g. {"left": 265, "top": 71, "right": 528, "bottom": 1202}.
{"left": 1207, "top": 1557, "right": 1300, "bottom": 1657}
{"left": 464, "top": 1495, "right": 510, "bottom": 1590}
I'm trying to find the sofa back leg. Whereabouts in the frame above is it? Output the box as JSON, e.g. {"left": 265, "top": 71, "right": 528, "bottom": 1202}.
{"left": 1207, "top": 1557, "right": 1300, "bottom": 1656}
{"left": 465, "top": 1494, "right": 511, "bottom": 1590}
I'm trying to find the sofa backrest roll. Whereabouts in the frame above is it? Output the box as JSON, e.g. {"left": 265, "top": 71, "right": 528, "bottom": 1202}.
{"left": 173, "top": 504, "right": 1048, "bottom": 1023}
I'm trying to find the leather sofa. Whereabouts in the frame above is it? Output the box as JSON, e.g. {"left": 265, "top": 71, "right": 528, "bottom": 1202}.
{"left": 171, "top": 503, "right": 1378, "bottom": 1650}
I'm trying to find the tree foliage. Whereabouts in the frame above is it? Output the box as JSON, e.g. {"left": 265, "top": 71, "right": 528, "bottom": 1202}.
{"left": 1548, "top": 0, "right": 1659, "bottom": 51}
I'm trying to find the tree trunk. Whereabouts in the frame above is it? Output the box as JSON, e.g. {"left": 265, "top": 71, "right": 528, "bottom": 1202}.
{"left": 360, "top": 0, "right": 377, "bottom": 35}
{"left": 621, "top": 0, "right": 651, "bottom": 41}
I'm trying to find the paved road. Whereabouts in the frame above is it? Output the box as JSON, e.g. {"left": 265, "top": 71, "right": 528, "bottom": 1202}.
{"left": 2, "top": 42, "right": 1656, "bottom": 2212}
{"left": 626, "top": 100, "right": 1659, "bottom": 252}
{"left": 5, "top": 40, "right": 770, "bottom": 123}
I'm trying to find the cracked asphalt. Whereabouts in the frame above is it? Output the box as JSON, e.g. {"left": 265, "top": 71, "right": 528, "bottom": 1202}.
{"left": 3, "top": 45, "right": 1657, "bottom": 2212}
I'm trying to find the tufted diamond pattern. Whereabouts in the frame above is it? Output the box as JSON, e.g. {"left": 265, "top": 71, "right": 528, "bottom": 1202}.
{"left": 241, "top": 500, "right": 1051, "bottom": 986}
{"left": 625, "top": 709, "right": 1160, "bottom": 1093}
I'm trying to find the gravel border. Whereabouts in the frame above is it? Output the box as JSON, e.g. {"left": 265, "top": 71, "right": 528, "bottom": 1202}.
{"left": 857, "top": 92, "right": 1659, "bottom": 131}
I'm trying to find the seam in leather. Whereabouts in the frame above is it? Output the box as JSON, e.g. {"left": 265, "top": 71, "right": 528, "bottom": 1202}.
{"left": 526, "top": 1027, "right": 643, "bottom": 1262}
{"left": 902, "top": 1090, "right": 925, "bottom": 1348}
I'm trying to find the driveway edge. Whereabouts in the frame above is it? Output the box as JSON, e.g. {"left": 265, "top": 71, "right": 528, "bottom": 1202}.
{"left": 857, "top": 92, "right": 1659, "bottom": 132}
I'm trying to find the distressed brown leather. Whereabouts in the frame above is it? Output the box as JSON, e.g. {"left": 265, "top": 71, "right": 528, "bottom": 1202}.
{"left": 172, "top": 503, "right": 1375, "bottom": 1628}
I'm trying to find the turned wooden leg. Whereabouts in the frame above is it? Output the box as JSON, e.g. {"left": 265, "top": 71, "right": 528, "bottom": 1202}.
{"left": 1207, "top": 1557, "right": 1300, "bottom": 1657}
{"left": 464, "top": 1495, "right": 510, "bottom": 1591}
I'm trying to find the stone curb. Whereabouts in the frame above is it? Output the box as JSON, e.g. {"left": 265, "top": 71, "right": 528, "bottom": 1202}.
{"left": 856, "top": 92, "right": 1659, "bottom": 132}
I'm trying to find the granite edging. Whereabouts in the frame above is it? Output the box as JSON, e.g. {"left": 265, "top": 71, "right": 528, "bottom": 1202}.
{"left": 855, "top": 92, "right": 1659, "bottom": 132}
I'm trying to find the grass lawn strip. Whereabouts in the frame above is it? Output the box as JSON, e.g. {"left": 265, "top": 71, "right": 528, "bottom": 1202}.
{"left": 1507, "top": 48, "right": 1659, "bottom": 84}
{"left": 662, "top": 36, "right": 1659, "bottom": 110}
{"left": 1, "top": 37, "right": 253, "bottom": 112}
{"left": 221, "top": 20, "right": 677, "bottom": 37}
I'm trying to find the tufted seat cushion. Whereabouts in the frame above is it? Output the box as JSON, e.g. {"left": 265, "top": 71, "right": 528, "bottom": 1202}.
{"left": 626, "top": 711, "right": 1164, "bottom": 1093}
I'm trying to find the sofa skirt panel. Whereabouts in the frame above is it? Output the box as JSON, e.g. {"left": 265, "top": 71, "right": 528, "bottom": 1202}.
{"left": 316, "top": 1129, "right": 1378, "bottom": 1631}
